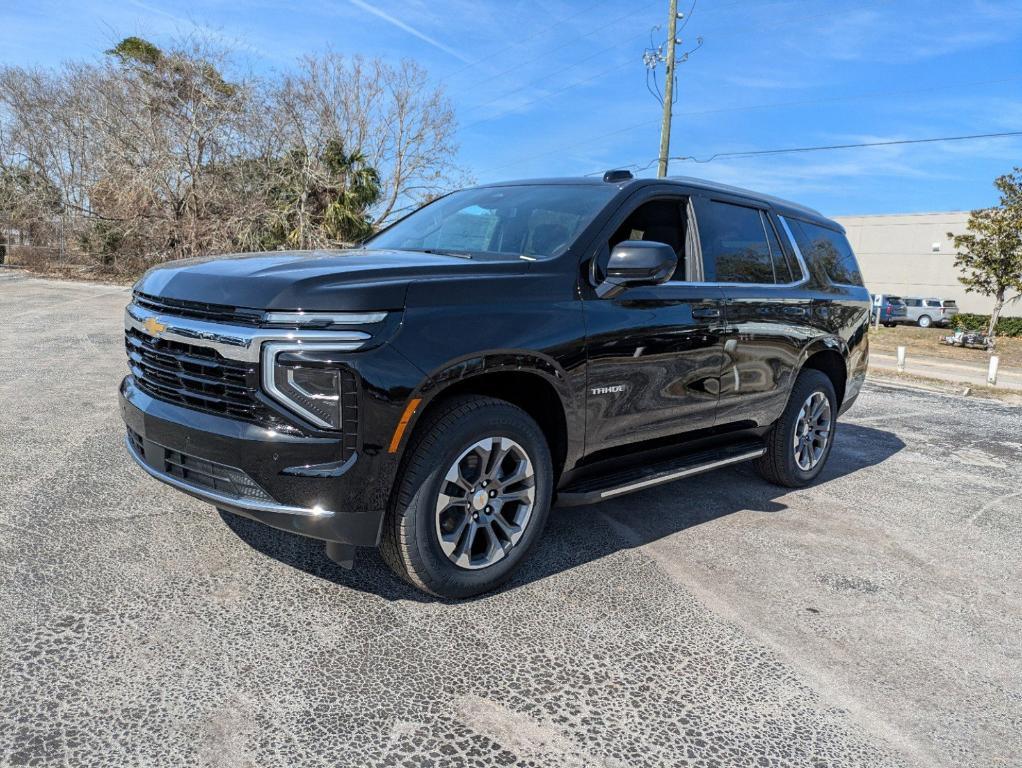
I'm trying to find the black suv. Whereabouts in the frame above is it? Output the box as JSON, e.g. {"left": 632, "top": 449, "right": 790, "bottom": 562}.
{"left": 120, "top": 172, "right": 870, "bottom": 597}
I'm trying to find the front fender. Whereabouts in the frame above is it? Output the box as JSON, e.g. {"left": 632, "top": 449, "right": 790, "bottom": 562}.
{"left": 388, "top": 349, "right": 584, "bottom": 470}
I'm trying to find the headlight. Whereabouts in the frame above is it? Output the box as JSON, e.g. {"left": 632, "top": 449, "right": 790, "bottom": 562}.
{"left": 263, "top": 311, "right": 387, "bottom": 328}
{"left": 262, "top": 343, "right": 353, "bottom": 429}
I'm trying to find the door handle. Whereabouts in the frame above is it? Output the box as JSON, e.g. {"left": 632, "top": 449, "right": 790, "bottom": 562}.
{"left": 692, "top": 307, "right": 721, "bottom": 319}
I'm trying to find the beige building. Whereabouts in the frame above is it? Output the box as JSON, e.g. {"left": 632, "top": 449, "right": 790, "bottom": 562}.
{"left": 832, "top": 211, "right": 1020, "bottom": 318}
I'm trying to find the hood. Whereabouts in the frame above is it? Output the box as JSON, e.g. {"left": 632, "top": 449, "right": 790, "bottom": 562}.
{"left": 135, "top": 248, "right": 531, "bottom": 311}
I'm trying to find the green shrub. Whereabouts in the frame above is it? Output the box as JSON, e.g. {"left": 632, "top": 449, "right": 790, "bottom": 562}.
{"left": 953, "top": 313, "right": 1022, "bottom": 336}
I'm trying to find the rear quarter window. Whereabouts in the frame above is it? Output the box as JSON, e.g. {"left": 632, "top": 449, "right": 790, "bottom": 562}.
{"left": 789, "top": 220, "right": 865, "bottom": 287}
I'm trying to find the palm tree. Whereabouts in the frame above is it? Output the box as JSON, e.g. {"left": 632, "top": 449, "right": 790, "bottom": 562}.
{"left": 321, "top": 139, "right": 381, "bottom": 244}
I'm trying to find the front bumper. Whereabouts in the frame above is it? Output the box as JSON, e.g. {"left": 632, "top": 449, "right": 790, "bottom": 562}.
{"left": 120, "top": 376, "right": 392, "bottom": 545}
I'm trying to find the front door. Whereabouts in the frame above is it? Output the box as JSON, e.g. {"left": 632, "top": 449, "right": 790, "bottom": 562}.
{"left": 582, "top": 190, "right": 726, "bottom": 453}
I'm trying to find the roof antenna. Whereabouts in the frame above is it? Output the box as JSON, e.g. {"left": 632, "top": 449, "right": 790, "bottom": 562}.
{"left": 603, "top": 170, "right": 634, "bottom": 183}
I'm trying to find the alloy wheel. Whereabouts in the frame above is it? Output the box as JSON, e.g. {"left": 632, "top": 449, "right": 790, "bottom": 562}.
{"left": 434, "top": 437, "right": 536, "bottom": 570}
{"left": 792, "top": 391, "right": 832, "bottom": 471}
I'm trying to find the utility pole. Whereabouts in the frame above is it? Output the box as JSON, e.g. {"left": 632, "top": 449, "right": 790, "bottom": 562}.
{"left": 656, "top": 0, "right": 679, "bottom": 178}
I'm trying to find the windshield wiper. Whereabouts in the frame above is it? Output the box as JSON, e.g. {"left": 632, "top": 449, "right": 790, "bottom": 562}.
{"left": 418, "top": 248, "right": 473, "bottom": 259}
{"left": 385, "top": 247, "right": 472, "bottom": 259}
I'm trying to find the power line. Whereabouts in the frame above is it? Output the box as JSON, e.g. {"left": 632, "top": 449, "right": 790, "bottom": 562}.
{"left": 472, "top": 74, "right": 1022, "bottom": 177}
{"left": 624, "top": 131, "right": 1022, "bottom": 172}
{"left": 681, "top": 130, "right": 1022, "bottom": 162}
{"left": 665, "top": 75, "right": 1022, "bottom": 121}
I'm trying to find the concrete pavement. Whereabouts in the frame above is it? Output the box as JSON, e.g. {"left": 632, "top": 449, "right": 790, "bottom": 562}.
{"left": 870, "top": 351, "right": 1022, "bottom": 391}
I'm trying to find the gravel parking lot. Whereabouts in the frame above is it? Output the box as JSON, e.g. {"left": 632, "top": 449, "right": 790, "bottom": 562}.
{"left": 2, "top": 271, "right": 1020, "bottom": 768}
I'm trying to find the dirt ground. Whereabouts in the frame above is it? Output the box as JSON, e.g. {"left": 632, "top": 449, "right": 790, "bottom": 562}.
{"left": 868, "top": 324, "right": 1022, "bottom": 368}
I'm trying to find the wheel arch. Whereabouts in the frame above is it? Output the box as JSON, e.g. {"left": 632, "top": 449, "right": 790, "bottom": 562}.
{"left": 798, "top": 340, "right": 849, "bottom": 408}
{"left": 395, "top": 353, "right": 578, "bottom": 482}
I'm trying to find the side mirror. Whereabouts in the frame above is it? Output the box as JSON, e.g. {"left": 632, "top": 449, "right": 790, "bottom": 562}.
{"left": 596, "top": 240, "right": 678, "bottom": 298}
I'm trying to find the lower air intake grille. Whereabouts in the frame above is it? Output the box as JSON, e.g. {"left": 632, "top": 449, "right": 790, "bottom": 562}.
{"left": 128, "top": 428, "right": 274, "bottom": 503}
{"left": 164, "top": 448, "right": 274, "bottom": 502}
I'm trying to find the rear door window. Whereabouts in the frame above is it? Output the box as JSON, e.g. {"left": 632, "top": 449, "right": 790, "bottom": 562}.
{"left": 694, "top": 199, "right": 784, "bottom": 283}
{"left": 789, "top": 220, "right": 864, "bottom": 286}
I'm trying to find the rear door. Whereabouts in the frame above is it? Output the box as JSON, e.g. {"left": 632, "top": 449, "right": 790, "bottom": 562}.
{"left": 582, "top": 186, "right": 726, "bottom": 452}
{"left": 690, "top": 194, "right": 815, "bottom": 427}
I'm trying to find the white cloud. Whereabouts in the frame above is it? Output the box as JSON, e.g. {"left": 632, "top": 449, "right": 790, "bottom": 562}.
{"left": 346, "top": 0, "right": 471, "bottom": 63}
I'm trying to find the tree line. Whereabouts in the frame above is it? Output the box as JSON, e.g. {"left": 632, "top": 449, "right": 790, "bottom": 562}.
{"left": 0, "top": 36, "right": 463, "bottom": 275}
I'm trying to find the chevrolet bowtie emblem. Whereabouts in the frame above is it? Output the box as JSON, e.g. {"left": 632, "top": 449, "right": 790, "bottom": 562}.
{"left": 143, "top": 316, "right": 167, "bottom": 337}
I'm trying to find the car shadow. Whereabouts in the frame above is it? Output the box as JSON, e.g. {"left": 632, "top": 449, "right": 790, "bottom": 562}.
{"left": 219, "top": 423, "right": 905, "bottom": 603}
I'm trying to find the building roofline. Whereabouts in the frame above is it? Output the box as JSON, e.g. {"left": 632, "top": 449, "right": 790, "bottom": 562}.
{"left": 831, "top": 210, "right": 973, "bottom": 219}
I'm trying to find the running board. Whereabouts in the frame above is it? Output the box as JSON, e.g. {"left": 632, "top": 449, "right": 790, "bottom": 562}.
{"left": 556, "top": 441, "right": 766, "bottom": 507}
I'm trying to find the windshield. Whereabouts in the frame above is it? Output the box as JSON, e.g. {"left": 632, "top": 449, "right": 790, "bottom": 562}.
{"left": 367, "top": 185, "right": 617, "bottom": 259}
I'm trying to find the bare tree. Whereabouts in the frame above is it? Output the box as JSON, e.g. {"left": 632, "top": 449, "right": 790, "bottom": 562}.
{"left": 274, "top": 53, "right": 464, "bottom": 226}
{"left": 0, "top": 37, "right": 464, "bottom": 276}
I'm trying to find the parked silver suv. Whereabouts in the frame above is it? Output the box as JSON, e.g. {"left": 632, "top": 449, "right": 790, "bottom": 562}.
{"left": 901, "top": 297, "right": 959, "bottom": 328}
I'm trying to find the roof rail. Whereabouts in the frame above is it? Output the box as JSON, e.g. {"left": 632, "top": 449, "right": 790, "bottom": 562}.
{"left": 602, "top": 169, "right": 634, "bottom": 183}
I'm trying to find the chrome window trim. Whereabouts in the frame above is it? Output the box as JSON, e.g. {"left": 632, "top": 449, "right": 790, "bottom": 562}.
{"left": 261, "top": 342, "right": 350, "bottom": 430}
{"left": 124, "top": 434, "right": 335, "bottom": 518}
{"left": 125, "top": 303, "right": 370, "bottom": 363}
{"left": 758, "top": 210, "right": 779, "bottom": 284}
{"left": 776, "top": 215, "right": 811, "bottom": 285}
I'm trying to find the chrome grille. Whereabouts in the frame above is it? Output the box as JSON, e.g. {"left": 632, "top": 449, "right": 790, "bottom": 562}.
{"left": 125, "top": 327, "right": 269, "bottom": 423}
{"left": 132, "top": 291, "right": 264, "bottom": 326}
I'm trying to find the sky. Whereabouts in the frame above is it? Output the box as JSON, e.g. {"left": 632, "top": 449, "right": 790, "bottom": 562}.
{"left": 2, "top": 0, "right": 1021, "bottom": 216}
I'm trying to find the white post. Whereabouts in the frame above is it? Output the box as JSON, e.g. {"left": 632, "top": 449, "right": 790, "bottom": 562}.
{"left": 988, "top": 355, "right": 1000, "bottom": 386}
{"left": 897, "top": 346, "right": 907, "bottom": 372}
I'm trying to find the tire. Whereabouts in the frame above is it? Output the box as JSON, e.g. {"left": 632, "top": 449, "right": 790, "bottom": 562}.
{"left": 380, "top": 395, "right": 553, "bottom": 599}
{"left": 756, "top": 369, "right": 838, "bottom": 488}
{"left": 917, "top": 315, "right": 932, "bottom": 328}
